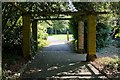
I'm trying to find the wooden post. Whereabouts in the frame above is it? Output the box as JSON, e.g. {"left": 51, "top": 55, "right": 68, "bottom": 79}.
{"left": 78, "top": 21, "right": 84, "bottom": 53}
{"left": 67, "top": 31, "right": 69, "bottom": 41}
{"left": 87, "top": 14, "right": 97, "bottom": 61}
{"left": 0, "top": 2, "right": 1, "bottom": 78}
{"left": 32, "top": 20, "right": 38, "bottom": 50}
{"left": 22, "top": 14, "right": 31, "bottom": 60}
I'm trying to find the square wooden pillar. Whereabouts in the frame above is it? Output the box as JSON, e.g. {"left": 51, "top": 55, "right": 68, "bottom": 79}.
{"left": 22, "top": 14, "right": 31, "bottom": 60}
{"left": 78, "top": 21, "right": 84, "bottom": 53}
{"left": 87, "top": 14, "right": 97, "bottom": 61}
{"left": 32, "top": 20, "right": 38, "bottom": 50}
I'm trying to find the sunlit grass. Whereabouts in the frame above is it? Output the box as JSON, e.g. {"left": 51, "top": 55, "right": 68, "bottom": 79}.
{"left": 49, "top": 34, "right": 73, "bottom": 40}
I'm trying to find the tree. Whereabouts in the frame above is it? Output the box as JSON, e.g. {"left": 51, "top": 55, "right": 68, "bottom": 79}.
{"left": 50, "top": 20, "right": 69, "bottom": 34}
{"left": 2, "top": 2, "right": 69, "bottom": 56}
{"left": 69, "top": 2, "right": 114, "bottom": 51}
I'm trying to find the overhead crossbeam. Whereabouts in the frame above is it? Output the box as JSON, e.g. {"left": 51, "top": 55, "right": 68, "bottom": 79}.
{"left": 28, "top": 11, "right": 109, "bottom": 16}
{"left": 35, "top": 18, "right": 73, "bottom": 20}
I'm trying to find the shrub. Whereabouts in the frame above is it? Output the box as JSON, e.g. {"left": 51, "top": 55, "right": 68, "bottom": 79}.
{"left": 2, "top": 25, "right": 23, "bottom": 56}
{"left": 69, "top": 17, "right": 78, "bottom": 40}
{"left": 96, "top": 23, "right": 112, "bottom": 50}
{"left": 37, "top": 28, "right": 48, "bottom": 50}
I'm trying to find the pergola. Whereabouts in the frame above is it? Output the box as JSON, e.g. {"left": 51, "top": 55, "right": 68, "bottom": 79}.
{"left": 9, "top": 2, "right": 109, "bottom": 61}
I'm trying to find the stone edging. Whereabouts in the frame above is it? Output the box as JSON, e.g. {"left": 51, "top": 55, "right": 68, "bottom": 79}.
{"left": 90, "top": 62, "right": 111, "bottom": 80}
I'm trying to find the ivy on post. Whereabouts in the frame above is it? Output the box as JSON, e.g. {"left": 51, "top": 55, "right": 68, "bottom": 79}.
{"left": 22, "top": 14, "right": 31, "bottom": 60}
{"left": 87, "top": 14, "right": 97, "bottom": 61}
{"left": 32, "top": 20, "right": 38, "bottom": 51}
{"left": 78, "top": 21, "right": 84, "bottom": 53}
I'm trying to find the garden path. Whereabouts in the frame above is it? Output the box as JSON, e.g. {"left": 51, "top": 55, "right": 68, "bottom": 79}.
{"left": 20, "top": 36, "right": 107, "bottom": 79}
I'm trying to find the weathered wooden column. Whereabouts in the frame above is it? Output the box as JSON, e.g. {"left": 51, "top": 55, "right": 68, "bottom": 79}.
{"left": 22, "top": 14, "right": 31, "bottom": 60}
{"left": 0, "top": 4, "right": 1, "bottom": 78}
{"left": 78, "top": 21, "right": 84, "bottom": 53}
{"left": 87, "top": 14, "right": 97, "bottom": 61}
{"left": 32, "top": 20, "right": 38, "bottom": 50}
{"left": 67, "top": 31, "right": 69, "bottom": 41}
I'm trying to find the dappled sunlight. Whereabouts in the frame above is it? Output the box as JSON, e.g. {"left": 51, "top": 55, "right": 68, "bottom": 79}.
{"left": 25, "top": 68, "right": 42, "bottom": 74}
{"left": 42, "top": 43, "right": 72, "bottom": 51}
{"left": 56, "top": 63, "right": 89, "bottom": 76}
{"left": 3, "top": 1, "right": 120, "bottom": 79}
{"left": 47, "top": 66, "right": 58, "bottom": 71}
{"left": 69, "top": 63, "right": 75, "bottom": 66}
{"left": 42, "top": 36, "right": 74, "bottom": 51}
{"left": 23, "top": 62, "right": 87, "bottom": 76}
{"left": 22, "top": 61, "right": 106, "bottom": 78}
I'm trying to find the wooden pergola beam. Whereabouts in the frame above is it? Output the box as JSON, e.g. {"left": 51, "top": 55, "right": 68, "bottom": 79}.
{"left": 28, "top": 11, "right": 84, "bottom": 15}
{"left": 28, "top": 11, "right": 109, "bottom": 16}
{"left": 35, "top": 18, "right": 73, "bottom": 20}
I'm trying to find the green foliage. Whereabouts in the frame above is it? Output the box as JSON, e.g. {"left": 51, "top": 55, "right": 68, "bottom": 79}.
{"left": 96, "top": 23, "right": 112, "bottom": 50}
{"left": 52, "top": 20, "right": 69, "bottom": 30}
{"left": 69, "top": 16, "right": 78, "bottom": 40}
{"left": 38, "top": 30, "right": 48, "bottom": 40}
{"left": 112, "top": 26, "right": 120, "bottom": 38}
{"left": 46, "top": 20, "right": 70, "bottom": 34}
{"left": 2, "top": 64, "right": 7, "bottom": 80}
{"left": 2, "top": 3, "right": 23, "bottom": 55}
{"left": 110, "top": 2, "right": 120, "bottom": 15}
{"left": 37, "top": 21, "right": 48, "bottom": 40}
{"left": 38, "top": 39, "right": 48, "bottom": 50}
{"left": 2, "top": 2, "right": 69, "bottom": 56}
{"left": 37, "top": 21, "right": 49, "bottom": 50}
{"left": 2, "top": 24, "right": 23, "bottom": 56}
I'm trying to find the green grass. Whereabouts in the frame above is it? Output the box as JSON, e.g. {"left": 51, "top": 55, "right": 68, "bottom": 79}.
{"left": 49, "top": 34, "right": 73, "bottom": 40}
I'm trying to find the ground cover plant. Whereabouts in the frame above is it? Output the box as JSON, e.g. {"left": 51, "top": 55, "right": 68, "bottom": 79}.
{"left": 91, "top": 56, "right": 120, "bottom": 78}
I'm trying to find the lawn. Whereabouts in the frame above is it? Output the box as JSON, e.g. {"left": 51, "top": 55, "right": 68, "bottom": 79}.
{"left": 49, "top": 34, "right": 73, "bottom": 41}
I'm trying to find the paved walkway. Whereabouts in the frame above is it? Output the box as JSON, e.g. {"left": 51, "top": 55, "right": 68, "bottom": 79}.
{"left": 20, "top": 36, "right": 106, "bottom": 79}
{"left": 42, "top": 36, "right": 71, "bottom": 51}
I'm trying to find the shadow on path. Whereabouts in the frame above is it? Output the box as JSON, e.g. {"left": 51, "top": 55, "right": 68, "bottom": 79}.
{"left": 20, "top": 36, "right": 107, "bottom": 79}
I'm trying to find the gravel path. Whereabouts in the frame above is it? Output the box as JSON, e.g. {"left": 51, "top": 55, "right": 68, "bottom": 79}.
{"left": 42, "top": 36, "right": 71, "bottom": 51}
{"left": 20, "top": 36, "right": 106, "bottom": 79}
